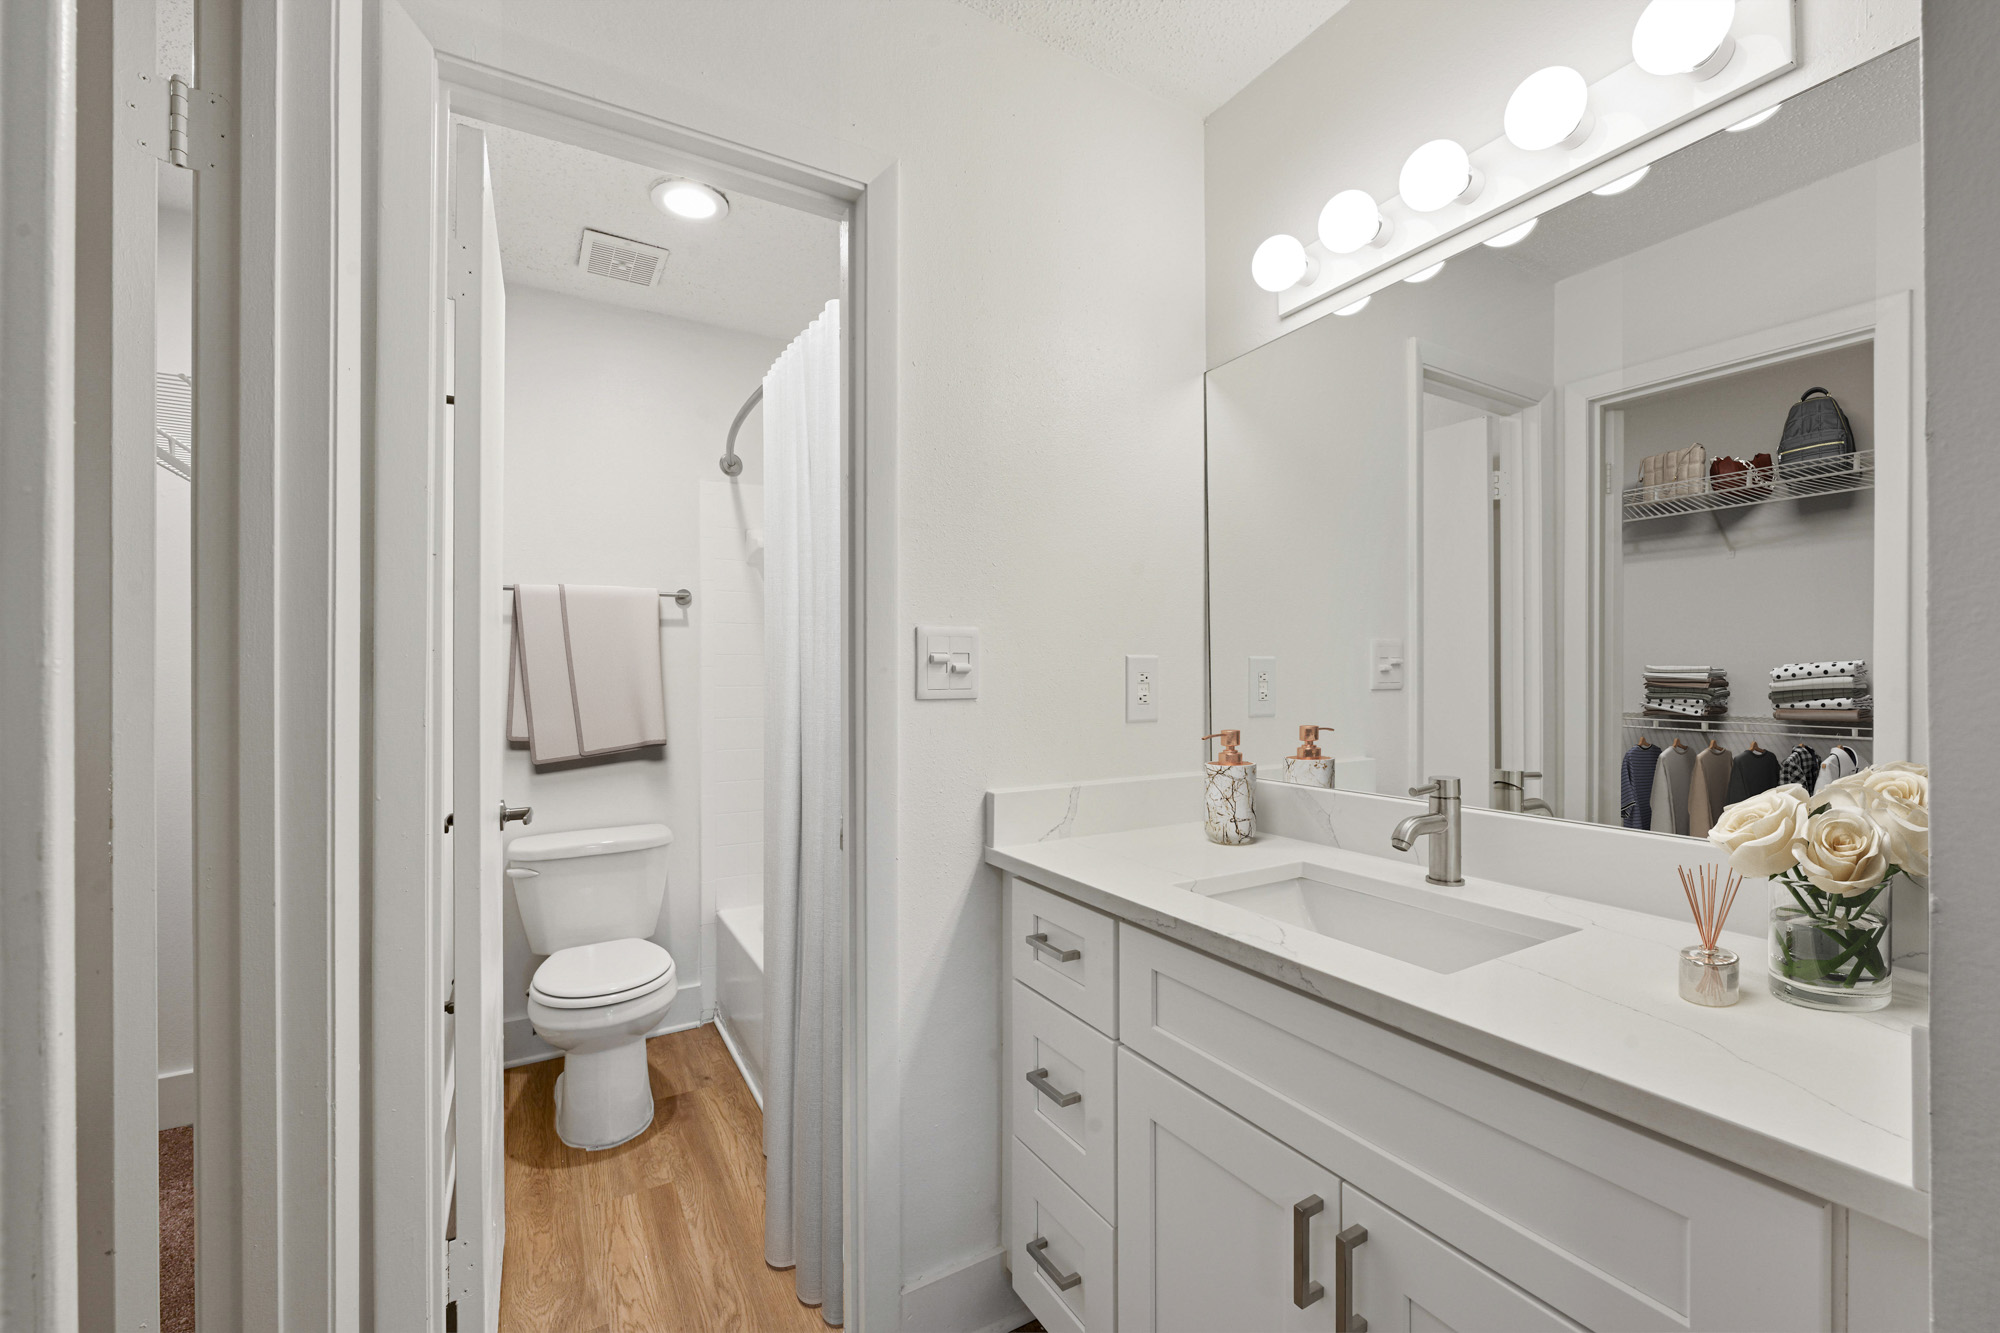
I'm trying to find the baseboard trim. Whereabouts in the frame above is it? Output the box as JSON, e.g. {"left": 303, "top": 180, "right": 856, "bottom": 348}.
{"left": 503, "top": 981, "right": 706, "bottom": 1068}
{"left": 158, "top": 1068, "right": 194, "bottom": 1130}
{"left": 900, "top": 1246, "right": 1028, "bottom": 1333}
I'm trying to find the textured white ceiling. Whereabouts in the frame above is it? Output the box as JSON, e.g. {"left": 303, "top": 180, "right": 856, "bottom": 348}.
{"left": 957, "top": 0, "right": 1349, "bottom": 114}
{"left": 480, "top": 123, "right": 842, "bottom": 341}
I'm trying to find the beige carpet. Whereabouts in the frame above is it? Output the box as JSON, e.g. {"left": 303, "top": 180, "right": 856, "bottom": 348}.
{"left": 159, "top": 1126, "right": 194, "bottom": 1333}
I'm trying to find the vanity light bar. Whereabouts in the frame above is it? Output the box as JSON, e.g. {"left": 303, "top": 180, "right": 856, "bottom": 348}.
{"left": 1252, "top": 0, "right": 1795, "bottom": 317}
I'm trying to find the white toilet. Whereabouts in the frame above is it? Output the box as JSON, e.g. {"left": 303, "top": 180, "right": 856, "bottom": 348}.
{"left": 508, "top": 823, "right": 678, "bottom": 1150}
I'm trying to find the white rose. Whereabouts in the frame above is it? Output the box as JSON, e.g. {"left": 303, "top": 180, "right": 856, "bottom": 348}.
{"left": 1859, "top": 764, "right": 1928, "bottom": 878}
{"left": 1708, "top": 784, "right": 1809, "bottom": 878}
{"left": 1792, "top": 804, "right": 1890, "bottom": 897}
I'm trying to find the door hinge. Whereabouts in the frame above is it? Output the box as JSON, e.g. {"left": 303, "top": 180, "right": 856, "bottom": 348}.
{"left": 167, "top": 75, "right": 191, "bottom": 166}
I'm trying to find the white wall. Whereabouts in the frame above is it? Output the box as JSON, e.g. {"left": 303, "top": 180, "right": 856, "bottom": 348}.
{"left": 402, "top": 0, "right": 1209, "bottom": 1311}
{"left": 1206, "top": 0, "right": 1922, "bottom": 368}
{"left": 1923, "top": 0, "right": 2000, "bottom": 1320}
{"left": 698, "top": 476, "right": 766, "bottom": 988}
{"left": 498, "top": 284, "right": 786, "bottom": 1061}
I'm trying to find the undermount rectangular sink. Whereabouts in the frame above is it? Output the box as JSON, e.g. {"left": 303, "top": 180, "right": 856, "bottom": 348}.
{"left": 1178, "top": 861, "right": 1578, "bottom": 974}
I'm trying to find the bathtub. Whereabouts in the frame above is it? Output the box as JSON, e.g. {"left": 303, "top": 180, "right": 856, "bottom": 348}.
{"left": 715, "top": 905, "right": 767, "bottom": 1106}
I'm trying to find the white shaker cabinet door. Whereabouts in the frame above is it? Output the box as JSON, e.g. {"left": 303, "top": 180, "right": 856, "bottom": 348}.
{"left": 1341, "top": 1186, "right": 1585, "bottom": 1333}
{"left": 1118, "top": 1050, "right": 1347, "bottom": 1333}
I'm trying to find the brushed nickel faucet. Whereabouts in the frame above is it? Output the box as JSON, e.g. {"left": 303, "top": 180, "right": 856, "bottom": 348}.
{"left": 1391, "top": 776, "right": 1464, "bottom": 886}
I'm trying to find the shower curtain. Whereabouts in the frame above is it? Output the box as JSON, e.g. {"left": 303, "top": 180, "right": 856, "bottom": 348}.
{"left": 763, "top": 299, "right": 844, "bottom": 1323}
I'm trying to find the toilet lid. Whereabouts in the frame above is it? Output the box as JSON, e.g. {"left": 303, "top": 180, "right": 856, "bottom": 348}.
{"left": 530, "top": 938, "right": 675, "bottom": 1008}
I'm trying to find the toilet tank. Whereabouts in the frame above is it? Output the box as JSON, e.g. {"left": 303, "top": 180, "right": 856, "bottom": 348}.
{"left": 506, "top": 823, "right": 673, "bottom": 954}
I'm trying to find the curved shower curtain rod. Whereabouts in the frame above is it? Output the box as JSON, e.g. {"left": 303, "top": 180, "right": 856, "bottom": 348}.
{"left": 719, "top": 383, "right": 761, "bottom": 477}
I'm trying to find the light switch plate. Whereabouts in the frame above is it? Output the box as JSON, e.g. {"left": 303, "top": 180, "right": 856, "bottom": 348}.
{"left": 1248, "top": 656, "right": 1276, "bottom": 717}
{"left": 1370, "top": 638, "right": 1405, "bottom": 692}
{"left": 916, "top": 626, "right": 979, "bottom": 699}
{"left": 1125, "top": 655, "right": 1160, "bottom": 722}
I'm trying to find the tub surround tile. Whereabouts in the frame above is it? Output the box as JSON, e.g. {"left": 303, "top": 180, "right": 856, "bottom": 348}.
{"left": 987, "top": 813, "right": 1928, "bottom": 1235}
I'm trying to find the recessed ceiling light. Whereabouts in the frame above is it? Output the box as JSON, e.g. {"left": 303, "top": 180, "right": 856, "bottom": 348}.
{"left": 1318, "top": 190, "right": 1392, "bottom": 254}
{"left": 1591, "top": 166, "right": 1650, "bottom": 197}
{"left": 1252, "top": 234, "right": 1316, "bottom": 293}
{"left": 1725, "top": 102, "right": 1783, "bottom": 132}
{"left": 1404, "top": 261, "right": 1446, "bottom": 284}
{"left": 1335, "top": 296, "right": 1371, "bottom": 317}
{"left": 1505, "top": 66, "right": 1594, "bottom": 152}
{"left": 1400, "top": 139, "right": 1482, "bottom": 213}
{"left": 1632, "top": 0, "right": 1737, "bottom": 80}
{"left": 1484, "top": 219, "right": 1539, "bottom": 248}
{"left": 651, "top": 178, "right": 730, "bottom": 221}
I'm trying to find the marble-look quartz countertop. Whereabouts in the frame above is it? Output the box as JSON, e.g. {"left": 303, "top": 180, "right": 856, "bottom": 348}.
{"left": 987, "top": 823, "right": 1928, "bottom": 1233}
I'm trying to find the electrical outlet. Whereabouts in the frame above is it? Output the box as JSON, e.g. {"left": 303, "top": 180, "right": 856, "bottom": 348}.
{"left": 1125, "top": 655, "right": 1159, "bottom": 723}
{"left": 1248, "top": 656, "right": 1276, "bottom": 717}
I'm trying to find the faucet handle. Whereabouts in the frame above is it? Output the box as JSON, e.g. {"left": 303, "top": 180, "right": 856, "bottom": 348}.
{"left": 1410, "top": 776, "right": 1461, "bottom": 799}
{"left": 1409, "top": 782, "right": 1439, "bottom": 798}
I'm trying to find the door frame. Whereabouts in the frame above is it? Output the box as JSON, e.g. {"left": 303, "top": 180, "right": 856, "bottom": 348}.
{"left": 1560, "top": 293, "right": 1919, "bottom": 824}
{"left": 366, "top": 52, "right": 904, "bottom": 1325}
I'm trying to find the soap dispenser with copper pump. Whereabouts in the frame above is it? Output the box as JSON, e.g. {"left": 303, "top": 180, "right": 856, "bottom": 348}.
{"left": 1201, "top": 731, "right": 1256, "bottom": 845}
{"left": 1283, "top": 725, "right": 1336, "bottom": 788}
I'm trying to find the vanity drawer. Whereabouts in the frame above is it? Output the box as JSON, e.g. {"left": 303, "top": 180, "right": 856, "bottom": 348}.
{"left": 1010, "top": 1134, "right": 1116, "bottom": 1333}
{"left": 1117, "top": 924, "right": 1831, "bottom": 1332}
{"left": 1011, "top": 981, "right": 1117, "bottom": 1220}
{"left": 1011, "top": 877, "right": 1118, "bottom": 1037}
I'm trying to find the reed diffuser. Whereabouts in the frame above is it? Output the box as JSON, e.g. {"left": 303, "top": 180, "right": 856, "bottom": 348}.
{"left": 1678, "top": 864, "right": 1743, "bottom": 1007}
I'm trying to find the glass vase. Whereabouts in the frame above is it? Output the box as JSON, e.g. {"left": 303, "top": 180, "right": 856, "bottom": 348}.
{"left": 1767, "top": 872, "right": 1893, "bottom": 1011}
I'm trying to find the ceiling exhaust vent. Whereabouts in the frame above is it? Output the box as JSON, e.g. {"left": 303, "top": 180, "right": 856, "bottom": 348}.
{"left": 577, "top": 228, "right": 668, "bottom": 287}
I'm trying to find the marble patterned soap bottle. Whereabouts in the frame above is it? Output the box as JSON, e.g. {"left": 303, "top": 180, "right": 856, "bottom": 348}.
{"left": 1282, "top": 724, "right": 1335, "bottom": 788}
{"left": 1202, "top": 730, "right": 1255, "bottom": 845}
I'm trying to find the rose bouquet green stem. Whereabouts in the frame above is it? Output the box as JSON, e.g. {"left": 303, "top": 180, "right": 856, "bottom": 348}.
{"left": 1769, "top": 868, "right": 1892, "bottom": 989}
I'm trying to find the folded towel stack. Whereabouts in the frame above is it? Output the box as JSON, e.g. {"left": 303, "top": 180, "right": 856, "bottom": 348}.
{"left": 1768, "top": 660, "right": 1871, "bottom": 723}
{"left": 1643, "top": 664, "right": 1728, "bottom": 719}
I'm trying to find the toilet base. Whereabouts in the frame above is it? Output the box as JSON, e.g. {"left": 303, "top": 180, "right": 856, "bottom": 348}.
{"left": 552, "top": 1037, "right": 656, "bottom": 1151}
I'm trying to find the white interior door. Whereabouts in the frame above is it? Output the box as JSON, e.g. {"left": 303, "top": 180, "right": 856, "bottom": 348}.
{"left": 449, "top": 121, "right": 508, "bottom": 1330}
{"left": 1421, "top": 415, "right": 1496, "bottom": 800}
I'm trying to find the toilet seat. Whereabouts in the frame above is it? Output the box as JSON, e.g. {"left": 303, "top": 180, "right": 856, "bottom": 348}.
{"left": 530, "top": 938, "right": 676, "bottom": 1009}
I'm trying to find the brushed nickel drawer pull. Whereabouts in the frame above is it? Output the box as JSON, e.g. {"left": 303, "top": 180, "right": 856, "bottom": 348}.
{"left": 1026, "top": 1067, "right": 1082, "bottom": 1108}
{"left": 1336, "top": 1222, "right": 1370, "bottom": 1331}
{"left": 1026, "top": 1236, "right": 1082, "bottom": 1291}
{"left": 1293, "top": 1195, "right": 1325, "bottom": 1308}
{"left": 1026, "top": 932, "right": 1081, "bottom": 963}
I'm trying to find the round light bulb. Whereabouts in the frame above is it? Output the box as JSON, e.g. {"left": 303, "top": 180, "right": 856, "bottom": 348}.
{"left": 1318, "top": 189, "right": 1392, "bottom": 254}
{"left": 1591, "top": 166, "right": 1650, "bottom": 197}
{"left": 651, "top": 178, "right": 730, "bottom": 220}
{"left": 1399, "top": 139, "right": 1482, "bottom": 213}
{"left": 1335, "top": 296, "right": 1372, "bottom": 317}
{"left": 1504, "top": 66, "right": 1594, "bottom": 152}
{"left": 1483, "top": 218, "right": 1538, "bottom": 248}
{"left": 1725, "top": 101, "right": 1782, "bottom": 132}
{"left": 1404, "top": 261, "right": 1446, "bottom": 284}
{"left": 1251, "top": 234, "right": 1315, "bottom": 292}
{"left": 1631, "top": 0, "right": 1737, "bottom": 80}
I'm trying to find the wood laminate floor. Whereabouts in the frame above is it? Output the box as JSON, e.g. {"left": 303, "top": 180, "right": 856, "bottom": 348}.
{"left": 499, "top": 1024, "right": 828, "bottom": 1332}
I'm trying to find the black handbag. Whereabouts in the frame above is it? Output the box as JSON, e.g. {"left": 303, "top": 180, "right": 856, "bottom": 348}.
{"left": 1777, "top": 387, "right": 1856, "bottom": 475}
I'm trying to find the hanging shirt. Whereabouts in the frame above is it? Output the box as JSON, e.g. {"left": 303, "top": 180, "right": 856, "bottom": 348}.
{"left": 1725, "top": 748, "right": 1782, "bottom": 807}
{"left": 1780, "top": 743, "right": 1822, "bottom": 794}
{"left": 1619, "top": 743, "right": 1661, "bottom": 830}
{"left": 1817, "top": 745, "right": 1862, "bottom": 790}
{"left": 1686, "top": 745, "right": 1735, "bottom": 839}
{"left": 1650, "top": 744, "right": 1698, "bottom": 837}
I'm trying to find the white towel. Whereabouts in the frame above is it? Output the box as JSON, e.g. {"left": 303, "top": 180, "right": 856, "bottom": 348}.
{"left": 509, "top": 583, "right": 667, "bottom": 764}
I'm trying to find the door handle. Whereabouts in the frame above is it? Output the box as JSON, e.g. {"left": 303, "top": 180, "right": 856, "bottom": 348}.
{"left": 1025, "top": 932, "right": 1081, "bottom": 963}
{"left": 1025, "top": 1236, "right": 1082, "bottom": 1291}
{"left": 500, "top": 802, "right": 533, "bottom": 829}
{"left": 1025, "top": 1067, "right": 1081, "bottom": 1108}
{"left": 1293, "top": 1195, "right": 1325, "bottom": 1309}
{"left": 1336, "top": 1223, "right": 1369, "bottom": 1332}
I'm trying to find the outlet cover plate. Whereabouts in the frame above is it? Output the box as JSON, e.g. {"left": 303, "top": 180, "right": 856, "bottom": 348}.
{"left": 1248, "top": 656, "right": 1276, "bottom": 718}
{"left": 1125, "top": 655, "right": 1160, "bottom": 723}
{"left": 916, "top": 626, "right": 979, "bottom": 699}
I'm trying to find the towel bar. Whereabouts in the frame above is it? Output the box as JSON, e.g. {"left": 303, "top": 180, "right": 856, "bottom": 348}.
{"left": 502, "top": 583, "right": 692, "bottom": 609}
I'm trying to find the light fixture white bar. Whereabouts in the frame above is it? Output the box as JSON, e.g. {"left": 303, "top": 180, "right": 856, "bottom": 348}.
{"left": 1277, "top": 0, "right": 1793, "bottom": 318}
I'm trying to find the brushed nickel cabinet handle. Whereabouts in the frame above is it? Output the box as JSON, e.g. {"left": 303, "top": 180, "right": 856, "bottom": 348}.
{"left": 1026, "top": 1067, "right": 1081, "bottom": 1108}
{"left": 1293, "top": 1195, "right": 1325, "bottom": 1308}
{"left": 1025, "top": 932, "right": 1081, "bottom": 963}
{"left": 1336, "top": 1222, "right": 1370, "bottom": 1331}
{"left": 1026, "top": 1236, "right": 1082, "bottom": 1291}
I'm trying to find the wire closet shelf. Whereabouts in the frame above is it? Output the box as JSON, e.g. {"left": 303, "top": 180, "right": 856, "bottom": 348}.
{"left": 1622, "top": 711, "right": 1873, "bottom": 742}
{"left": 1621, "top": 449, "right": 1875, "bottom": 522}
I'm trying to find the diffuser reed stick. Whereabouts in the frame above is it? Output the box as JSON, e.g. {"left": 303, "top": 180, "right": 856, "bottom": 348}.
{"left": 1677, "top": 863, "right": 1743, "bottom": 1006}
